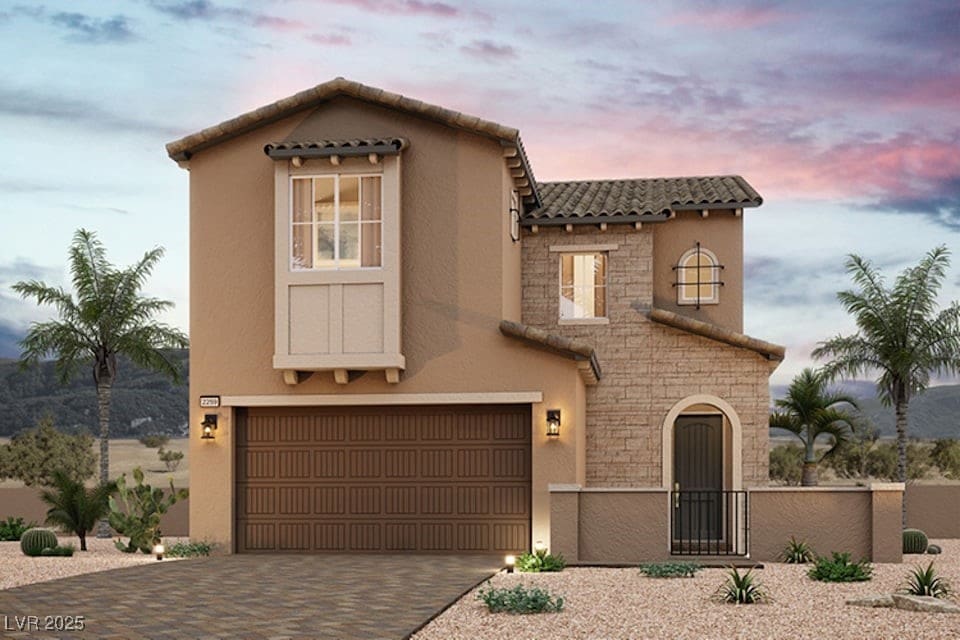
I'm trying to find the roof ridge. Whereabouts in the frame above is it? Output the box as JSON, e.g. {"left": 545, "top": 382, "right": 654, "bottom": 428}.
{"left": 537, "top": 174, "right": 748, "bottom": 185}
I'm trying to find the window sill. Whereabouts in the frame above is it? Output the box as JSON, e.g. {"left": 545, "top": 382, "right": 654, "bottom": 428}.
{"left": 559, "top": 318, "right": 610, "bottom": 326}
{"left": 677, "top": 300, "right": 719, "bottom": 306}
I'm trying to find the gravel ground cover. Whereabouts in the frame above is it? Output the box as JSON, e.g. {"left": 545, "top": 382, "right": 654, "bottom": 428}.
{"left": 415, "top": 540, "right": 960, "bottom": 640}
{"left": 0, "top": 536, "right": 186, "bottom": 591}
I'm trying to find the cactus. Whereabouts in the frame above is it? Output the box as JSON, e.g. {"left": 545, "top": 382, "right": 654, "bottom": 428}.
{"left": 903, "top": 528, "right": 929, "bottom": 554}
{"left": 109, "top": 467, "right": 188, "bottom": 553}
{"left": 927, "top": 544, "right": 943, "bottom": 555}
{"left": 20, "top": 528, "right": 58, "bottom": 557}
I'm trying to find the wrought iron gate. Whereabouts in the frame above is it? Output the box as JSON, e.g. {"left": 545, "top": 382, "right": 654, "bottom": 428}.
{"left": 671, "top": 490, "right": 748, "bottom": 556}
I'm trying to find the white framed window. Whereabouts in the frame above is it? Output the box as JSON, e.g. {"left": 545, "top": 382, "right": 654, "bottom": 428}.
{"left": 559, "top": 253, "right": 607, "bottom": 319}
{"left": 676, "top": 245, "right": 721, "bottom": 306}
{"left": 291, "top": 174, "right": 382, "bottom": 270}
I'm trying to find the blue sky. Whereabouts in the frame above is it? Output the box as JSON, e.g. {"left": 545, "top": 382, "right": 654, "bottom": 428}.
{"left": 0, "top": 0, "right": 957, "bottom": 385}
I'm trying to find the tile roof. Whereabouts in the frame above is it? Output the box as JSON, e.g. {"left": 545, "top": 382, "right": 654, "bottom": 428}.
{"left": 166, "top": 77, "right": 540, "bottom": 205}
{"left": 499, "top": 320, "right": 601, "bottom": 383}
{"left": 525, "top": 176, "right": 762, "bottom": 224}
{"left": 647, "top": 308, "right": 785, "bottom": 361}
{"left": 264, "top": 138, "right": 408, "bottom": 159}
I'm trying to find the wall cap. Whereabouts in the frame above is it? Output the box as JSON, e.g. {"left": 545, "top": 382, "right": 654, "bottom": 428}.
{"left": 869, "top": 482, "right": 906, "bottom": 492}
{"left": 748, "top": 486, "right": 875, "bottom": 493}
{"left": 548, "top": 484, "right": 582, "bottom": 492}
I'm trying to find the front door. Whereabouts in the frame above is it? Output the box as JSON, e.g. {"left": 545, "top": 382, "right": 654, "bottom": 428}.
{"left": 673, "top": 415, "right": 723, "bottom": 543}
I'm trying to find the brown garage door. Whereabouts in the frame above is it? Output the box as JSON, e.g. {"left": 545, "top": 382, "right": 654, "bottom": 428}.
{"left": 235, "top": 404, "right": 531, "bottom": 553}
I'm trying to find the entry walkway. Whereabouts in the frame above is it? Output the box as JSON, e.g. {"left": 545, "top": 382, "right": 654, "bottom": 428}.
{"left": 0, "top": 554, "right": 501, "bottom": 639}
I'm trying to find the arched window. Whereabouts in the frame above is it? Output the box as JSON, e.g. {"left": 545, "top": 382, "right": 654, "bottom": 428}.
{"left": 675, "top": 244, "right": 722, "bottom": 307}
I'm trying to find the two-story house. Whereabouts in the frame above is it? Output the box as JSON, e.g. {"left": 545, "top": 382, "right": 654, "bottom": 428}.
{"left": 166, "top": 77, "right": 784, "bottom": 557}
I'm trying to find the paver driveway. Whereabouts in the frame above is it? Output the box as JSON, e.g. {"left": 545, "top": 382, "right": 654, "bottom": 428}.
{"left": 0, "top": 555, "right": 501, "bottom": 640}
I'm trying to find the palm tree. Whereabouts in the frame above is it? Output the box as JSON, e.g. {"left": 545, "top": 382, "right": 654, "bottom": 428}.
{"left": 769, "top": 368, "right": 858, "bottom": 486}
{"left": 813, "top": 246, "right": 960, "bottom": 521}
{"left": 13, "top": 229, "right": 188, "bottom": 537}
{"left": 40, "top": 469, "right": 116, "bottom": 551}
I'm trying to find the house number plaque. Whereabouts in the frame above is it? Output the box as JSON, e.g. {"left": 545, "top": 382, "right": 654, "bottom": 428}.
{"left": 199, "top": 395, "right": 221, "bottom": 408}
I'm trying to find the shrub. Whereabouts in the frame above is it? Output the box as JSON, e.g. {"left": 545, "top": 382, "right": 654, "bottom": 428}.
{"left": 139, "top": 434, "right": 170, "bottom": 449}
{"left": 40, "top": 469, "right": 115, "bottom": 551}
{"left": 865, "top": 442, "right": 931, "bottom": 481}
{"left": 109, "top": 467, "right": 188, "bottom": 553}
{"left": 38, "top": 544, "right": 75, "bottom": 557}
{"left": 20, "top": 528, "right": 59, "bottom": 557}
{"left": 476, "top": 583, "right": 564, "bottom": 614}
{"left": 0, "top": 417, "right": 96, "bottom": 487}
{"left": 927, "top": 544, "right": 942, "bottom": 555}
{"left": 780, "top": 537, "right": 814, "bottom": 564}
{"left": 157, "top": 448, "right": 184, "bottom": 472}
{"left": 0, "top": 516, "right": 36, "bottom": 542}
{"left": 516, "top": 547, "right": 565, "bottom": 572}
{"left": 715, "top": 567, "right": 767, "bottom": 604}
{"left": 807, "top": 552, "right": 873, "bottom": 582}
{"left": 903, "top": 529, "right": 929, "bottom": 554}
{"left": 930, "top": 439, "right": 960, "bottom": 479}
{"left": 901, "top": 562, "right": 951, "bottom": 598}
{"left": 166, "top": 540, "right": 215, "bottom": 557}
{"left": 639, "top": 562, "right": 701, "bottom": 578}
{"left": 769, "top": 444, "right": 803, "bottom": 485}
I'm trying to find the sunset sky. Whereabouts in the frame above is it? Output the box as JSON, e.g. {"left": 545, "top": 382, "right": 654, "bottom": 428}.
{"left": 0, "top": 0, "right": 957, "bottom": 385}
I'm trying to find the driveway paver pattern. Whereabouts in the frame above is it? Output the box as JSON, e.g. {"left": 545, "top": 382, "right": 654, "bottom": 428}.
{"left": 0, "top": 554, "right": 500, "bottom": 640}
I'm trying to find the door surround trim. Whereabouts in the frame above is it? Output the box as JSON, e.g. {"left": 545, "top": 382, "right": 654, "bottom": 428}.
{"left": 661, "top": 394, "right": 742, "bottom": 493}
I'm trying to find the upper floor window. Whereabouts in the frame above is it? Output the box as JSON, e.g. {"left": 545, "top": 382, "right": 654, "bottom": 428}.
{"left": 291, "top": 175, "right": 382, "bottom": 270}
{"left": 675, "top": 243, "right": 722, "bottom": 307}
{"left": 560, "top": 253, "right": 607, "bottom": 319}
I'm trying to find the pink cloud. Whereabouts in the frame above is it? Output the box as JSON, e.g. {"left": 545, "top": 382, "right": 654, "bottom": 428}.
{"left": 460, "top": 40, "right": 516, "bottom": 60}
{"left": 325, "top": 0, "right": 460, "bottom": 18}
{"left": 306, "top": 33, "right": 352, "bottom": 46}
{"left": 665, "top": 6, "right": 792, "bottom": 30}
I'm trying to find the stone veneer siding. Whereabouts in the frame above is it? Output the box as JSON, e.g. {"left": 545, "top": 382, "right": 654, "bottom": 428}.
{"left": 521, "top": 225, "right": 775, "bottom": 487}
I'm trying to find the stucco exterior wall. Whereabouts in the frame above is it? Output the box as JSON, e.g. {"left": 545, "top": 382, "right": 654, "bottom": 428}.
{"left": 906, "top": 485, "right": 960, "bottom": 537}
{"left": 186, "top": 97, "right": 585, "bottom": 550}
{"left": 521, "top": 225, "right": 773, "bottom": 489}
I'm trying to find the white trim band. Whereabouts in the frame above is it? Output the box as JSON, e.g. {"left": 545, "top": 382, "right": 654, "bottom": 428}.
{"left": 220, "top": 391, "right": 544, "bottom": 407}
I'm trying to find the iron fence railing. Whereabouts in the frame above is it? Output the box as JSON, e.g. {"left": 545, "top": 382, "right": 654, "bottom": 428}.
{"left": 670, "top": 490, "right": 748, "bottom": 556}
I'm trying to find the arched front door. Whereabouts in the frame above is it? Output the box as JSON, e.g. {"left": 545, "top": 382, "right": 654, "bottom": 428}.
{"left": 673, "top": 415, "right": 723, "bottom": 544}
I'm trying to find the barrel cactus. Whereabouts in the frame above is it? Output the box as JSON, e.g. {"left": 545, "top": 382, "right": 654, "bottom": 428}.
{"left": 20, "top": 528, "right": 58, "bottom": 557}
{"left": 903, "top": 528, "right": 929, "bottom": 554}
{"left": 927, "top": 544, "right": 942, "bottom": 555}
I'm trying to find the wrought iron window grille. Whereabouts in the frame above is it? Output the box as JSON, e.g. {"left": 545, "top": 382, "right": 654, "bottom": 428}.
{"left": 672, "top": 241, "right": 724, "bottom": 309}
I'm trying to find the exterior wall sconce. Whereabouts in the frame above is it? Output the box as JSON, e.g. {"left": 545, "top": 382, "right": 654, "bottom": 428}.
{"left": 546, "top": 409, "right": 561, "bottom": 438}
{"left": 153, "top": 542, "right": 164, "bottom": 561}
{"left": 534, "top": 540, "right": 547, "bottom": 553}
{"left": 201, "top": 414, "right": 218, "bottom": 440}
{"left": 504, "top": 554, "right": 515, "bottom": 573}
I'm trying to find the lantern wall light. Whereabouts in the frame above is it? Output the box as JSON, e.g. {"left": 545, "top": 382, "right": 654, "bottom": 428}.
{"left": 546, "top": 409, "right": 561, "bottom": 438}
{"left": 201, "top": 414, "right": 218, "bottom": 440}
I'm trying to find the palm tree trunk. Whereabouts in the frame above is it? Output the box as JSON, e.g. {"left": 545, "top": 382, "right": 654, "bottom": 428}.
{"left": 801, "top": 438, "right": 818, "bottom": 486}
{"left": 895, "top": 399, "right": 909, "bottom": 527}
{"left": 79, "top": 531, "right": 87, "bottom": 552}
{"left": 96, "top": 380, "right": 112, "bottom": 538}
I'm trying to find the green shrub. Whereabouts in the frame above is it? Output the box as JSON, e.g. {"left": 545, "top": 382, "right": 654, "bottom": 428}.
{"left": 769, "top": 444, "right": 803, "bottom": 485}
{"left": 930, "top": 439, "right": 960, "bottom": 479}
{"left": 807, "top": 552, "right": 873, "bottom": 582}
{"left": 476, "top": 583, "right": 564, "bottom": 614}
{"left": 903, "top": 529, "right": 929, "bottom": 554}
{"left": 0, "top": 516, "right": 37, "bottom": 542}
{"left": 40, "top": 469, "right": 115, "bottom": 551}
{"left": 0, "top": 417, "right": 96, "bottom": 487}
{"left": 901, "top": 562, "right": 951, "bottom": 598}
{"left": 20, "top": 528, "right": 59, "bottom": 557}
{"left": 715, "top": 567, "right": 767, "bottom": 604}
{"left": 38, "top": 544, "right": 75, "bottom": 557}
{"left": 166, "top": 540, "right": 215, "bottom": 557}
{"left": 139, "top": 434, "right": 170, "bottom": 449}
{"left": 638, "top": 562, "right": 701, "bottom": 578}
{"left": 780, "top": 537, "right": 814, "bottom": 564}
{"left": 516, "top": 547, "right": 565, "bottom": 572}
{"left": 157, "top": 448, "right": 184, "bottom": 472}
{"left": 865, "top": 442, "right": 931, "bottom": 481}
{"left": 109, "top": 467, "right": 188, "bottom": 553}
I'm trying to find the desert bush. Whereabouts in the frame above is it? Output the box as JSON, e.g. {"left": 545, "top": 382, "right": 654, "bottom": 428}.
{"left": 38, "top": 544, "right": 75, "bottom": 557}
{"left": 166, "top": 540, "right": 214, "bottom": 557}
{"left": 901, "top": 562, "right": 951, "bottom": 598}
{"left": 780, "top": 537, "right": 814, "bottom": 564}
{"left": 20, "top": 528, "right": 59, "bottom": 557}
{"left": 808, "top": 552, "right": 873, "bottom": 582}
{"left": 825, "top": 418, "right": 880, "bottom": 479}
{"left": 109, "top": 467, "right": 188, "bottom": 553}
{"left": 639, "top": 562, "right": 701, "bottom": 578}
{"left": 516, "top": 546, "right": 565, "bottom": 572}
{"left": 930, "top": 439, "right": 960, "bottom": 479}
{"left": 902, "top": 528, "right": 929, "bottom": 554}
{"left": 476, "top": 583, "right": 564, "bottom": 614}
{"left": 715, "top": 567, "right": 767, "bottom": 604}
{"left": 927, "top": 544, "right": 943, "bottom": 555}
{"left": 139, "top": 434, "right": 169, "bottom": 449}
{"left": 0, "top": 516, "right": 36, "bottom": 541}
{"left": 865, "top": 442, "right": 930, "bottom": 481}
{"left": 0, "top": 417, "right": 95, "bottom": 487}
{"left": 769, "top": 444, "right": 803, "bottom": 485}
{"left": 157, "top": 448, "right": 184, "bottom": 472}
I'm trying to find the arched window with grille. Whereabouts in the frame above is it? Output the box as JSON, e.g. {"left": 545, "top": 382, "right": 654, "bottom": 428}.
{"left": 674, "top": 243, "right": 723, "bottom": 308}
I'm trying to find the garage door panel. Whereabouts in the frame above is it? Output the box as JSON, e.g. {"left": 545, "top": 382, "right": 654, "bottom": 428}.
{"left": 237, "top": 405, "right": 531, "bottom": 553}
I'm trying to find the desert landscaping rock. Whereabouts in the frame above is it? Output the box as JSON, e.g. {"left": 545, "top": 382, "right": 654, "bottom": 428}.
{"left": 846, "top": 594, "right": 895, "bottom": 608}
{"left": 891, "top": 594, "right": 960, "bottom": 614}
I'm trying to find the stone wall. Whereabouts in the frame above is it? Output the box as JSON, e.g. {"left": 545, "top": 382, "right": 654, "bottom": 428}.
{"left": 522, "top": 225, "right": 775, "bottom": 487}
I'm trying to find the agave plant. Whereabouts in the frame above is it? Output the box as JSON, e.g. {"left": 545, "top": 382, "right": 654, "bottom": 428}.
{"left": 902, "top": 562, "right": 952, "bottom": 598}
{"left": 780, "top": 536, "right": 814, "bottom": 564}
{"left": 716, "top": 567, "right": 767, "bottom": 604}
